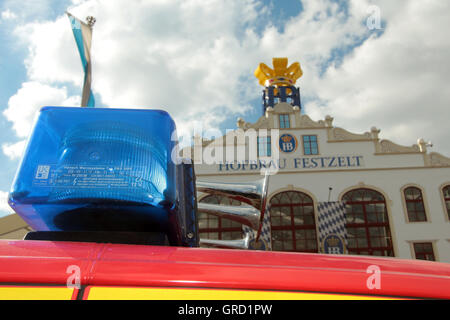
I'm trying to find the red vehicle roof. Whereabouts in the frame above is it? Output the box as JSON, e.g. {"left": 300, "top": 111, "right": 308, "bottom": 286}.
{"left": 0, "top": 239, "right": 449, "bottom": 299}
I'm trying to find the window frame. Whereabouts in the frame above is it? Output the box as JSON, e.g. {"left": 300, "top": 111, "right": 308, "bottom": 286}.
{"left": 257, "top": 136, "right": 272, "bottom": 157}
{"left": 403, "top": 186, "right": 428, "bottom": 223}
{"left": 302, "top": 135, "right": 319, "bottom": 155}
{"left": 269, "top": 191, "right": 318, "bottom": 253}
{"left": 342, "top": 188, "right": 394, "bottom": 257}
{"left": 412, "top": 242, "right": 436, "bottom": 261}
{"left": 442, "top": 185, "right": 450, "bottom": 221}
{"left": 198, "top": 195, "right": 243, "bottom": 241}
{"left": 279, "top": 114, "right": 290, "bottom": 129}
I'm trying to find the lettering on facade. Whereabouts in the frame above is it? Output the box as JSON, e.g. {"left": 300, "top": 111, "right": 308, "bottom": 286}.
{"left": 218, "top": 156, "right": 364, "bottom": 172}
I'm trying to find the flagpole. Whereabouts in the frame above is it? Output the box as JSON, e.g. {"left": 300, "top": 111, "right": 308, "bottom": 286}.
{"left": 82, "top": 16, "right": 95, "bottom": 108}
{"left": 66, "top": 12, "right": 96, "bottom": 108}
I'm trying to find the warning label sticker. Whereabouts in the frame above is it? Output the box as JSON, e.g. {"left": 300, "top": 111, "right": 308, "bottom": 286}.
{"left": 33, "top": 165, "right": 144, "bottom": 189}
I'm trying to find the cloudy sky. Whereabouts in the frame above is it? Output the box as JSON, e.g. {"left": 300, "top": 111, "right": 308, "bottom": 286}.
{"left": 0, "top": 0, "right": 449, "bottom": 217}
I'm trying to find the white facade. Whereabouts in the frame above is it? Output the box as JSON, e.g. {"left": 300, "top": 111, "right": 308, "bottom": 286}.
{"left": 186, "top": 102, "right": 450, "bottom": 262}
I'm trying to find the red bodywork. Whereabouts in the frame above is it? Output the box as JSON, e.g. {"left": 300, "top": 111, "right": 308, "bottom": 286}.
{"left": 0, "top": 239, "right": 449, "bottom": 299}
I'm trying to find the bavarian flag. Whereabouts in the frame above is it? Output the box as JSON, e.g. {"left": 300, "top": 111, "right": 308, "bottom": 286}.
{"left": 67, "top": 12, "right": 95, "bottom": 107}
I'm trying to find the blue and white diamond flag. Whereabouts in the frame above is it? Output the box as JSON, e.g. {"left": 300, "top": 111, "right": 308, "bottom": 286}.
{"left": 242, "top": 206, "right": 272, "bottom": 251}
{"left": 317, "top": 201, "right": 347, "bottom": 253}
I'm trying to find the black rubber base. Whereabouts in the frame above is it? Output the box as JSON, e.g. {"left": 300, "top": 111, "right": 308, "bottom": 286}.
{"left": 24, "top": 231, "right": 169, "bottom": 246}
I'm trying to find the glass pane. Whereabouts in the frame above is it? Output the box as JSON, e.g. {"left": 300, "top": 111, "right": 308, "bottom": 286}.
{"left": 369, "top": 227, "right": 384, "bottom": 236}
{"left": 306, "top": 229, "right": 316, "bottom": 239}
{"left": 417, "top": 211, "right": 427, "bottom": 222}
{"left": 279, "top": 193, "right": 290, "bottom": 204}
{"left": 425, "top": 254, "right": 435, "bottom": 261}
{"left": 366, "top": 204, "right": 376, "bottom": 213}
{"left": 291, "top": 192, "right": 302, "bottom": 203}
{"left": 370, "top": 237, "right": 381, "bottom": 247}
{"left": 271, "top": 215, "right": 282, "bottom": 227}
{"left": 208, "top": 232, "right": 219, "bottom": 240}
{"left": 306, "top": 240, "right": 317, "bottom": 250}
{"left": 444, "top": 186, "right": 450, "bottom": 198}
{"left": 284, "top": 241, "right": 293, "bottom": 251}
{"left": 347, "top": 228, "right": 357, "bottom": 237}
{"left": 202, "top": 196, "right": 219, "bottom": 204}
{"left": 221, "top": 232, "right": 232, "bottom": 240}
{"left": 352, "top": 203, "right": 363, "bottom": 213}
{"left": 351, "top": 190, "right": 364, "bottom": 202}
{"left": 355, "top": 228, "right": 367, "bottom": 237}
{"left": 282, "top": 230, "right": 293, "bottom": 240}
{"left": 198, "top": 219, "right": 207, "bottom": 229}
{"left": 295, "top": 230, "right": 305, "bottom": 239}
{"left": 280, "top": 207, "right": 292, "bottom": 226}
{"left": 230, "top": 220, "right": 241, "bottom": 228}
{"left": 273, "top": 241, "right": 283, "bottom": 251}
{"left": 293, "top": 215, "right": 304, "bottom": 225}
{"left": 209, "top": 216, "right": 219, "bottom": 228}
{"left": 414, "top": 243, "right": 424, "bottom": 252}
{"left": 230, "top": 199, "right": 241, "bottom": 206}
{"left": 346, "top": 207, "right": 364, "bottom": 223}
{"left": 348, "top": 238, "right": 356, "bottom": 248}
{"left": 292, "top": 206, "right": 302, "bottom": 216}
{"left": 416, "top": 202, "right": 425, "bottom": 212}
{"left": 286, "top": 191, "right": 296, "bottom": 200}
{"left": 296, "top": 239, "right": 306, "bottom": 250}
{"left": 271, "top": 196, "right": 280, "bottom": 205}
{"left": 357, "top": 238, "right": 368, "bottom": 247}
{"left": 303, "top": 214, "right": 314, "bottom": 225}
{"left": 405, "top": 188, "right": 421, "bottom": 200}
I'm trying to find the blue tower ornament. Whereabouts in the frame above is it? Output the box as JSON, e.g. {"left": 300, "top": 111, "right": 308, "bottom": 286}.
{"left": 7, "top": 107, "right": 198, "bottom": 245}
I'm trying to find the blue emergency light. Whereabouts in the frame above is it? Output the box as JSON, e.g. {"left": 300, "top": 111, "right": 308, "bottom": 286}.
{"left": 8, "top": 107, "right": 199, "bottom": 245}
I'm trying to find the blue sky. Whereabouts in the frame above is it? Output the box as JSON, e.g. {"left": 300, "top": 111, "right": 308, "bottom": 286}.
{"left": 0, "top": 0, "right": 449, "bottom": 217}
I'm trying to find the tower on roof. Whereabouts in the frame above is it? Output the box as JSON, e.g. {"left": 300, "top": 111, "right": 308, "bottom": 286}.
{"left": 254, "top": 57, "right": 303, "bottom": 114}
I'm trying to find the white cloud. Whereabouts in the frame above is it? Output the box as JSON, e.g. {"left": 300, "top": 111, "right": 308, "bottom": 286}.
{"left": 0, "top": 191, "right": 13, "bottom": 217}
{"left": 3, "top": 81, "right": 80, "bottom": 138}
{"left": 3, "top": 0, "right": 450, "bottom": 157}
{"left": 0, "top": 0, "right": 55, "bottom": 22}
{"left": 1, "top": 9, "right": 17, "bottom": 20}
{"left": 2, "top": 140, "right": 27, "bottom": 160}
{"left": 305, "top": 0, "right": 450, "bottom": 155}
{"left": 15, "top": 17, "right": 83, "bottom": 85}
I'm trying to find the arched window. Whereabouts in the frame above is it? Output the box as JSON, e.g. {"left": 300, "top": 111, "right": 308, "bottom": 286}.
{"left": 342, "top": 189, "right": 394, "bottom": 257}
{"left": 198, "top": 195, "right": 243, "bottom": 241}
{"left": 269, "top": 191, "right": 318, "bottom": 253}
{"left": 404, "top": 187, "right": 427, "bottom": 222}
{"left": 443, "top": 185, "right": 450, "bottom": 220}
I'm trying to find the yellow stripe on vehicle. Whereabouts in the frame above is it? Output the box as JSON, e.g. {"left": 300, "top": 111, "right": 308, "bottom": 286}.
{"left": 0, "top": 286, "right": 75, "bottom": 300}
{"left": 87, "top": 286, "right": 398, "bottom": 300}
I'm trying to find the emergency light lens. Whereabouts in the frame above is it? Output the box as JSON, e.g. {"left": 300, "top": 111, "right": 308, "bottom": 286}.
{"left": 8, "top": 107, "right": 177, "bottom": 232}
